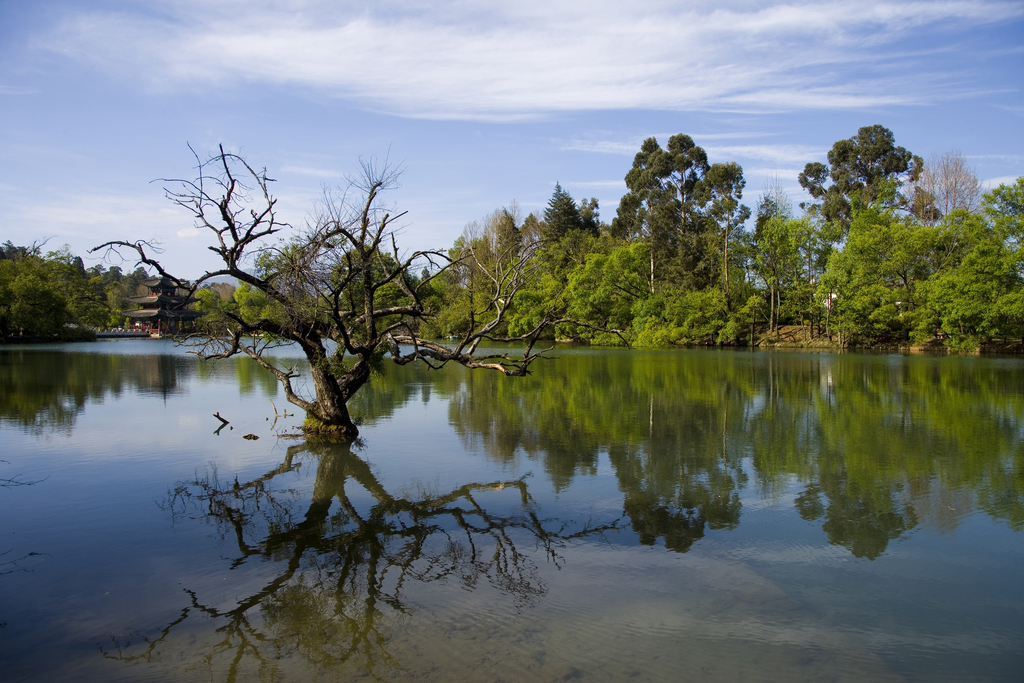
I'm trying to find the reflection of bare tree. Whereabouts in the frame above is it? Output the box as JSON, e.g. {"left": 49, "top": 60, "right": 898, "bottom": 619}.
{"left": 0, "top": 549, "right": 46, "bottom": 576}
{"left": 1, "top": 459, "right": 45, "bottom": 488}
{"left": 104, "top": 441, "right": 617, "bottom": 680}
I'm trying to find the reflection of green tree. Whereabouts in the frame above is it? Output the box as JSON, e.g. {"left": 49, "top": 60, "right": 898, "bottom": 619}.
{"left": 436, "top": 350, "right": 752, "bottom": 550}
{"left": 796, "top": 480, "right": 916, "bottom": 559}
{"left": 106, "top": 441, "right": 616, "bottom": 680}
{"left": 403, "top": 349, "right": 1024, "bottom": 555}
{"left": 781, "top": 356, "right": 1024, "bottom": 540}
{"left": 233, "top": 356, "right": 279, "bottom": 397}
{"left": 0, "top": 349, "right": 420, "bottom": 435}
{"left": 11, "top": 344, "right": 1024, "bottom": 562}
{"left": 0, "top": 350, "right": 192, "bottom": 433}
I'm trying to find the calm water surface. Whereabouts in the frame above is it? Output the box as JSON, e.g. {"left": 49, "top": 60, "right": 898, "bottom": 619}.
{"left": 0, "top": 340, "right": 1021, "bottom": 682}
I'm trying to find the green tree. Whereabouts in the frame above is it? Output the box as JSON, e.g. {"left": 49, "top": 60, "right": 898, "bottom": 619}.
{"left": 0, "top": 244, "right": 101, "bottom": 341}
{"left": 542, "top": 183, "right": 587, "bottom": 241}
{"left": 818, "top": 206, "right": 936, "bottom": 344}
{"left": 577, "top": 197, "right": 601, "bottom": 235}
{"left": 700, "top": 162, "right": 751, "bottom": 305}
{"left": 612, "top": 135, "right": 711, "bottom": 291}
{"left": 799, "top": 124, "right": 923, "bottom": 232}
{"left": 989, "top": 179, "right": 1024, "bottom": 337}
{"left": 563, "top": 242, "right": 650, "bottom": 343}
{"left": 753, "top": 215, "right": 798, "bottom": 333}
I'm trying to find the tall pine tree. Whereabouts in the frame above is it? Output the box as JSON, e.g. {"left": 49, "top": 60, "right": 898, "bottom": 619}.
{"left": 542, "top": 183, "right": 585, "bottom": 241}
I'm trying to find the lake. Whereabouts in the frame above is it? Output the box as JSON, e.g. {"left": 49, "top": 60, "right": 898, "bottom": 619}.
{"left": 0, "top": 340, "right": 1021, "bottom": 682}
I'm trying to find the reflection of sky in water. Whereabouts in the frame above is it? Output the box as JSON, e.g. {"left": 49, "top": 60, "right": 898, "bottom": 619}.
{"left": 0, "top": 343, "right": 1022, "bottom": 681}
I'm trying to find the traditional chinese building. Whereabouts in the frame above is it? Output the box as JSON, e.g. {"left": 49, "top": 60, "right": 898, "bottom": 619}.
{"left": 124, "top": 276, "right": 204, "bottom": 336}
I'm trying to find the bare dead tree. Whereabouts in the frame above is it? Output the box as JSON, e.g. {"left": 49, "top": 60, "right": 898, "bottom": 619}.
{"left": 92, "top": 146, "right": 576, "bottom": 437}
{"left": 912, "top": 150, "right": 983, "bottom": 225}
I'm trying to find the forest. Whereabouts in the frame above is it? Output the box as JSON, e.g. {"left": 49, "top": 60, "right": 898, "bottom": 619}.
{"left": 411, "top": 125, "right": 1024, "bottom": 352}
{"left": 3, "top": 124, "right": 1023, "bottom": 351}
{"left": 0, "top": 240, "right": 150, "bottom": 341}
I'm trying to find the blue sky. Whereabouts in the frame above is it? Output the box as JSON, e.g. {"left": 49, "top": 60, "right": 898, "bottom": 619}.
{"left": 2, "top": 0, "right": 1022, "bottom": 277}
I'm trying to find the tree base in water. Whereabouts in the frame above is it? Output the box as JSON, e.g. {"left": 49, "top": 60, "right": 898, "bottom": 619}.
{"left": 302, "top": 415, "right": 359, "bottom": 439}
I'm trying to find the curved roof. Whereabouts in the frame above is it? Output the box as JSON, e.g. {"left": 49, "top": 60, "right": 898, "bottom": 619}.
{"left": 124, "top": 309, "right": 205, "bottom": 320}
{"left": 127, "top": 294, "right": 195, "bottom": 306}
{"left": 140, "top": 276, "right": 191, "bottom": 289}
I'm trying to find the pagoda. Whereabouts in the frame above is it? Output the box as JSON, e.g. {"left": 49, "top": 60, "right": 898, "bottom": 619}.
{"left": 124, "top": 276, "right": 204, "bottom": 336}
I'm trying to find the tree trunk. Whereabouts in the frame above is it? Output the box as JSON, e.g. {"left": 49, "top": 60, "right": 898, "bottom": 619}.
{"left": 304, "top": 364, "right": 359, "bottom": 437}
{"left": 723, "top": 232, "right": 730, "bottom": 306}
{"left": 650, "top": 249, "right": 655, "bottom": 294}
{"left": 286, "top": 344, "right": 373, "bottom": 440}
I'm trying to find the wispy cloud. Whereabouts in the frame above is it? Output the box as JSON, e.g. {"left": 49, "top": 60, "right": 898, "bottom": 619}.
{"left": 39, "top": 0, "right": 1023, "bottom": 120}
{"left": 176, "top": 226, "right": 203, "bottom": 238}
{"left": 4, "top": 190, "right": 232, "bottom": 273}
{"left": 9, "top": 192, "right": 182, "bottom": 245}
{"left": 567, "top": 180, "right": 627, "bottom": 189}
{"left": 560, "top": 139, "right": 643, "bottom": 155}
{"left": 967, "top": 154, "right": 1024, "bottom": 161}
{"left": 0, "top": 85, "right": 39, "bottom": 95}
{"left": 692, "top": 132, "right": 776, "bottom": 141}
{"left": 560, "top": 131, "right": 779, "bottom": 155}
{"left": 561, "top": 135, "right": 827, "bottom": 169}
{"left": 981, "top": 175, "right": 1021, "bottom": 189}
{"left": 703, "top": 144, "right": 828, "bottom": 165}
{"left": 281, "top": 165, "right": 344, "bottom": 179}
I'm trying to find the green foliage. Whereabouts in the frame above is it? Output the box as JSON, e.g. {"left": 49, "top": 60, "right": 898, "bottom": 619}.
{"left": 927, "top": 213, "right": 1010, "bottom": 347}
{"left": 612, "top": 134, "right": 715, "bottom": 290}
{"left": 799, "top": 124, "right": 922, "bottom": 230}
{"left": 0, "top": 244, "right": 110, "bottom": 341}
{"left": 543, "top": 183, "right": 590, "bottom": 240}
{"left": 422, "top": 143, "right": 1021, "bottom": 351}
{"left": 6, "top": 141, "right": 1021, "bottom": 354}
{"left": 234, "top": 282, "right": 277, "bottom": 323}
{"left": 397, "top": 347, "right": 1024, "bottom": 545}
{"left": 565, "top": 242, "right": 650, "bottom": 336}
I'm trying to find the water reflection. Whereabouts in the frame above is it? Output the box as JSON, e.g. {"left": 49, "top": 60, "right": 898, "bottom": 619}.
{"left": 426, "top": 351, "right": 1024, "bottom": 555}
{"left": 4, "top": 345, "right": 1023, "bottom": 559}
{"left": 231, "top": 355, "right": 279, "bottom": 398}
{"left": 104, "top": 441, "right": 617, "bottom": 679}
{"left": 0, "top": 348, "right": 192, "bottom": 433}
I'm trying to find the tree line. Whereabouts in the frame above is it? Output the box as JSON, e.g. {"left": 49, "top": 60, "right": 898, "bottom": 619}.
{"left": 7, "top": 125, "right": 1020, "bottom": 352}
{"left": 415, "top": 125, "right": 1024, "bottom": 350}
{"left": 0, "top": 240, "right": 150, "bottom": 342}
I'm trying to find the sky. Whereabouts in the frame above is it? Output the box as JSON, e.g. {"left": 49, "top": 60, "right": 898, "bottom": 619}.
{"left": 1, "top": 0, "right": 1022, "bottom": 277}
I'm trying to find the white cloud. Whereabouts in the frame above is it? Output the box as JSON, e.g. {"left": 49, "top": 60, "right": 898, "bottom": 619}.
{"left": 9, "top": 192, "right": 178, "bottom": 240}
{"left": 703, "top": 144, "right": 828, "bottom": 165}
{"left": 967, "top": 154, "right": 1024, "bottom": 162}
{"left": 561, "top": 135, "right": 826, "bottom": 170}
{"left": 3, "top": 190, "right": 228, "bottom": 274}
{"left": 39, "top": 0, "right": 1023, "bottom": 120}
{"left": 0, "top": 85, "right": 39, "bottom": 95}
{"left": 560, "top": 139, "right": 643, "bottom": 155}
{"left": 981, "top": 175, "right": 1022, "bottom": 189}
{"left": 568, "top": 180, "right": 627, "bottom": 189}
{"left": 692, "top": 132, "right": 776, "bottom": 141}
{"left": 281, "top": 165, "right": 344, "bottom": 179}
{"left": 176, "top": 226, "right": 203, "bottom": 238}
